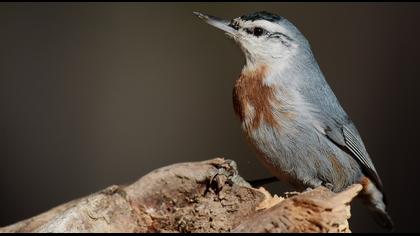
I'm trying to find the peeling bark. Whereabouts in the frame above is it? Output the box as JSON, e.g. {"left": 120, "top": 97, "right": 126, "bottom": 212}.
{"left": 0, "top": 158, "right": 362, "bottom": 233}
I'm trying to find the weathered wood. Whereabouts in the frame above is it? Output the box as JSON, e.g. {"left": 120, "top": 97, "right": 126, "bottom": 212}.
{"left": 0, "top": 158, "right": 362, "bottom": 233}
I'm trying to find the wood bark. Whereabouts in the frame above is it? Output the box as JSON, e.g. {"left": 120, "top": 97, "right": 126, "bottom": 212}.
{"left": 0, "top": 158, "right": 362, "bottom": 233}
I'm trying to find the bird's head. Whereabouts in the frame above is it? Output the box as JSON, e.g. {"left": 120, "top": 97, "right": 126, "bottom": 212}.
{"left": 194, "top": 11, "right": 310, "bottom": 69}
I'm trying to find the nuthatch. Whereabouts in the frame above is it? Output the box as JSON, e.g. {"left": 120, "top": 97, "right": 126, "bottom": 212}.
{"left": 194, "top": 11, "right": 394, "bottom": 230}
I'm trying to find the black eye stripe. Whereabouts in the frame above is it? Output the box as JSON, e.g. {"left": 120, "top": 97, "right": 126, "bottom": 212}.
{"left": 241, "top": 27, "right": 292, "bottom": 42}
{"left": 269, "top": 32, "right": 293, "bottom": 41}
{"left": 269, "top": 32, "right": 281, "bottom": 38}
{"left": 244, "top": 27, "right": 267, "bottom": 37}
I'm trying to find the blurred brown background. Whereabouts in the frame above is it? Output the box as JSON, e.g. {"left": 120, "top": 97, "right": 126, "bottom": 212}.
{"left": 0, "top": 3, "right": 419, "bottom": 233}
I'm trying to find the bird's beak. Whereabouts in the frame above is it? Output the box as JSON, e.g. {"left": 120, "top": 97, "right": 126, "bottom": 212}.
{"left": 193, "top": 12, "right": 237, "bottom": 36}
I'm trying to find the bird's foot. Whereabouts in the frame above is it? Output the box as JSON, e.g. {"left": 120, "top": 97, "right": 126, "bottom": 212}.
{"left": 284, "top": 191, "right": 300, "bottom": 198}
{"left": 324, "top": 183, "right": 334, "bottom": 191}
{"left": 304, "top": 187, "right": 314, "bottom": 192}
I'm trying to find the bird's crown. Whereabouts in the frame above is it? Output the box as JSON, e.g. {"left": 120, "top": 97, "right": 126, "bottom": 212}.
{"left": 239, "top": 11, "right": 284, "bottom": 23}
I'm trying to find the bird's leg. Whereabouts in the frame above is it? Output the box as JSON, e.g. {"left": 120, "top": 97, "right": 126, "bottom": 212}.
{"left": 247, "top": 176, "right": 279, "bottom": 187}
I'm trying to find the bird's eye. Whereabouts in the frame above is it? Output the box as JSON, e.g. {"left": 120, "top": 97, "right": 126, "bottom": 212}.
{"left": 253, "top": 27, "right": 265, "bottom": 37}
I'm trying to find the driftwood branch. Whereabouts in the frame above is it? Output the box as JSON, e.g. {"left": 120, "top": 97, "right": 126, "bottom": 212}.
{"left": 0, "top": 158, "right": 362, "bottom": 233}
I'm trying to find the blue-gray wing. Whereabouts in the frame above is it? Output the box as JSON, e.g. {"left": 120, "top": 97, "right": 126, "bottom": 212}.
{"left": 324, "top": 121, "right": 384, "bottom": 192}
{"left": 295, "top": 53, "right": 384, "bottom": 191}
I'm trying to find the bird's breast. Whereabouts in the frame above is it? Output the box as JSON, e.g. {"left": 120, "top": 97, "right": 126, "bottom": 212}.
{"left": 233, "top": 65, "right": 290, "bottom": 131}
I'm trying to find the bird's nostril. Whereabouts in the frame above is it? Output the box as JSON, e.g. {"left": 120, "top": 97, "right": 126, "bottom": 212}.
{"left": 229, "top": 20, "right": 239, "bottom": 30}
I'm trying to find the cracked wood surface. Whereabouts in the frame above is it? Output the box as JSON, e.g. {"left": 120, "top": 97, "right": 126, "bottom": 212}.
{"left": 0, "top": 158, "right": 362, "bottom": 233}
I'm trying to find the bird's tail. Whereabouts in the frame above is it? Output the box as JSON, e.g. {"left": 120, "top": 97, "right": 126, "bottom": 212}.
{"left": 359, "top": 177, "right": 394, "bottom": 231}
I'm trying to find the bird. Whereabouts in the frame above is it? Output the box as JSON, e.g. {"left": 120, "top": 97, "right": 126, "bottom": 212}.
{"left": 193, "top": 11, "right": 394, "bottom": 230}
